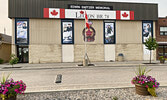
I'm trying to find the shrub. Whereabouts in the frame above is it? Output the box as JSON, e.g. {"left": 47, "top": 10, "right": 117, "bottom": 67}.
{"left": 159, "top": 56, "right": 165, "bottom": 61}
{"left": 144, "top": 37, "right": 158, "bottom": 63}
{"left": 135, "top": 65, "right": 151, "bottom": 76}
{"left": 9, "top": 54, "right": 19, "bottom": 67}
{"left": 0, "top": 58, "right": 3, "bottom": 64}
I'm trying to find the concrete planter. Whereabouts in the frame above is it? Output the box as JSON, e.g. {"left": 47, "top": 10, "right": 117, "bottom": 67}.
{"left": 160, "top": 60, "right": 165, "bottom": 64}
{"left": 135, "top": 84, "right": 150, "bottom": 96}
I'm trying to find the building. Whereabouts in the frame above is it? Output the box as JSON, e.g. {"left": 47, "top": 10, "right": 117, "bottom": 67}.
{"left": 8, "top": 0, "right": 158, "bottom": 63}
{"left": 156, "top": 17, "right": 167, "bottom": 59}
{"left": 0, "top": 33, "right": 11, "bottom": 62}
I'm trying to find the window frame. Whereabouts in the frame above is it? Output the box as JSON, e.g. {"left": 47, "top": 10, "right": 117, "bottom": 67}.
{"left": 15, "top": 18, "right": 29, "bottom": 45}
{"left": 61, "top": 19, "right": 74, "bottom": 44}
{"left": 103, "top": 21, "right": 116, "bottom": 44}
{"left": 142, "top": 21, "right": 153, "bottom": 44}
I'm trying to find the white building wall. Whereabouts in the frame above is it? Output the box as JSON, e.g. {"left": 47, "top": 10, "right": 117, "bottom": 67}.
{"left": 104, "top": 45, "right": 115, "bottom": 61}
{"left": 62, "top": 45, "right": 74, "bottom": 62}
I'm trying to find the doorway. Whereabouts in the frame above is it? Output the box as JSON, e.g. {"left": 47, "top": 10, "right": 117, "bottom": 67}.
{"left": 17, "top": 46, "right": 29, "bottom": 63}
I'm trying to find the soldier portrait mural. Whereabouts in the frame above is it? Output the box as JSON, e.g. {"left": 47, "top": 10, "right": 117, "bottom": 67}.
{"left": 104, "top": 22, "right": 115, "bottom": 44}
{"left": 16, "top": 19, "right": 29, "bottom": 44}
{"left": 61, "top": 20, "right": 74, "bottom": 44}
{"left": 142, "top": 21, "right": 153, "bottom": 43}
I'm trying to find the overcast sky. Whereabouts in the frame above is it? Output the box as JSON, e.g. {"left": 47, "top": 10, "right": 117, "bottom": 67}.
{"left": 0, "top": 0, "right": 167, "bottom": 36}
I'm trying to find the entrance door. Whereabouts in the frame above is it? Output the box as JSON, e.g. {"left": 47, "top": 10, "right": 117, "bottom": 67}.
{"left": 17, "top": 46, "right": 29, "bottom": 63}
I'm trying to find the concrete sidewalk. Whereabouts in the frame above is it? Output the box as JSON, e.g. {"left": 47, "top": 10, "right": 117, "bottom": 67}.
{"left": 0, "top": 60, "right": 165, "bottom": 70}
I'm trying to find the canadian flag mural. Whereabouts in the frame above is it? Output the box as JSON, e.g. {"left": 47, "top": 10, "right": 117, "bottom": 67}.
{"left": 44, "top": 8, "right": 134, "bottom": 20}
{"left": 44, "top": 8, "right": 65, "bottom": 18}
{"left": 116, "top": 11, "right": 134, "bottom": 20}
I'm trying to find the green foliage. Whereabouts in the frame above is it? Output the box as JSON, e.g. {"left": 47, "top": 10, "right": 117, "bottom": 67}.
{"left": 0, "top": 72, "right": 12, "bottom": 84}
{"left": 1, "top": 94, "right": 15, "bottom": 100}
{"left": 144, "top": 37, "right": 158, "bottom": 63}
{"left": 0, "top": 58, "right": 3, "bottom": 64}
{"left": 147, "top": 87, "right": 157, "bottom": 97}
{"left": 1, "top": 94, "right": 5, "bottom": 100}
{"left": 135, "top": 65, "right": 152, "bottom": 76}
{"left": 112, "top": 96, "right": 118, "bottom": 100}
{"left": 144, "top": 37, "right": 158, "bottom": 51}
{"left": 9, "top": 54, "right": 19, "bottom": 67}
{"left": 159, "top": 56, "right": 165, "bottom": 61}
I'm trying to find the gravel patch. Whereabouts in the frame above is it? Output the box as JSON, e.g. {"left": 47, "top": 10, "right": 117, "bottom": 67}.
{"left": 17, "top": 87, "right": 167, "bottom": 100}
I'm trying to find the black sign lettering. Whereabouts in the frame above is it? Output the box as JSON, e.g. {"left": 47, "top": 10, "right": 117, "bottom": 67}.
{"left": 68, "top": 5, "right": 113, "bottom": 10}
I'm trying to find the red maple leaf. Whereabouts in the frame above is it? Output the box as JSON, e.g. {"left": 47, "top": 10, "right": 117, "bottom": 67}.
{"left": 80, "top": 11, "right": 84, "bottom": 14}
{"left": 122, "top": 12, "right": 128, "bottom": 17}
{"left": 51, "top": 10, "right": 58, "bottom": 16}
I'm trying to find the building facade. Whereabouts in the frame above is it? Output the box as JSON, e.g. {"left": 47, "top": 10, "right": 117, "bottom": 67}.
{"left": 9, "top": 0, "right": 158, "bottom": 63}
{"left": 0, "top": 33, "right": 11, "bottom": 62}
{"left": 156, "top": 17, "right": 167, "bottom": 59}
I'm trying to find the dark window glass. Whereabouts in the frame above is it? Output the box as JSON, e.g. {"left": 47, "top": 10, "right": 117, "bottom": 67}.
{"left": 158, "top": 45, "right": 167, "bottom": 58}
{"left": 160, "top": 27, "right": 167, "bottom": 36}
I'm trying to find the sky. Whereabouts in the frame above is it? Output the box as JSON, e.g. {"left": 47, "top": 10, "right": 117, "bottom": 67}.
{"left": 0, "top": 0, "right": 167, "bottom": 36}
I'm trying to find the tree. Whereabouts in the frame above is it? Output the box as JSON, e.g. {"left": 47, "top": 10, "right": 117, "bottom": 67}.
{"left": 144, "top": 37, "right": 158, "bottom": 63}
{"left": 9, "top": 54, "right": 19, "bottom": 67}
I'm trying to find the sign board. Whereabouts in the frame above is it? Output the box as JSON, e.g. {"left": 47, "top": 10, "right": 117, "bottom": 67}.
{"left": 44, "top": 8, "right": 134, "bottom": 20}
{"left": 68, "top": 5, "right": 113, "bottom": 10}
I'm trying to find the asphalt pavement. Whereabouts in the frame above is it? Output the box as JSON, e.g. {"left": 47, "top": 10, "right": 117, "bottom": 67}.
{"left": 0, "top": 61, "right": 166, "bottom": 93}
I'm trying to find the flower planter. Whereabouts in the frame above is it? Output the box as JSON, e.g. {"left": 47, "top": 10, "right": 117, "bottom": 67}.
{"left": 160, "top": 60, "right": 165, "bottom": 64}
{"left": 135, "top": 84, "right": 150, "bottom": 96}
{"left": 0, "top": 95, "right": 16, "bottom": 100}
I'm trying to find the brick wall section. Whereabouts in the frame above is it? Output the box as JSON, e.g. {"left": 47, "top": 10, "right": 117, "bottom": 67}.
{"left": 74, "top": 44, "right": 104, "bottom": 62}
{"left": 156, "top": 18, "right": 167, "bottom": 42}
{"left": 115, "top": 44, "right": 143, "bottom": 61}
{"left": 29, "top": 45, "right": 62, "bottom": 63}
{"left": 0, "top": 44, "right": 11, "bottom": 62}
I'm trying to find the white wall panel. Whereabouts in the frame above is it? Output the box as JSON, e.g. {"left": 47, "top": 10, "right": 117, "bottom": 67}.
{"left": 62, "top": 45, "right": 74, "bottom": 62}
{"left": 143, "top": 45, "right": 153, "bottom": 60}
{"left": 105, "top": 45, "right": 115, "bottom": 61}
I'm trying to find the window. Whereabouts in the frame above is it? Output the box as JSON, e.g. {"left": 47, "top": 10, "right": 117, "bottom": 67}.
{"left": 104, "top": 22, "right": 116, "bottom": 44}
{"left": 61, "top": 20, "right": 74, "bottom": 44}
{"left": 158, "top": 45, "right": 167, "bottom": 58}
{"left": 142, "top": 21, "right": 153, "bottom": 43}
{"left": 160, "top": 27, "right": 167, "bottom": 35}
{"left": 15, "top": 19, "right": 29, "bottom": 45}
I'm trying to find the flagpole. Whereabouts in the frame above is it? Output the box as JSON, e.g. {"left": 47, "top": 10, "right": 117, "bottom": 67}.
{"left": 84, "top": 9, "right": 87, "bottom": 60}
